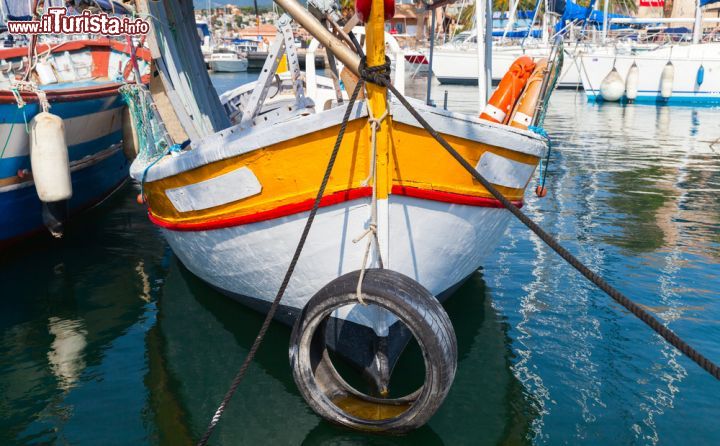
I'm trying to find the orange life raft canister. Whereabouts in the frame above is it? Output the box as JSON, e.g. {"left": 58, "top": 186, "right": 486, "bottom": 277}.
{"left": 480, "top": 55, "right": 536, "bottom": 124}
{"left": 509, "top": 58, "right": 548, "bottom": 130}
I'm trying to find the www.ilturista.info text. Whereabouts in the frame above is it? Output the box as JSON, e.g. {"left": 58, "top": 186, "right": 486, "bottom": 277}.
{"left": 7, "top": 8, "right": 149, "bottom": 35}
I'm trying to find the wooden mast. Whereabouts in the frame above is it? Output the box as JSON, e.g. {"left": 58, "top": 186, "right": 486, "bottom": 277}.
{"left": 365, "top": 0, "right": 390, "bottom": 201}
{"left": 365, "top": 0, "right": 391, "bottom": 265}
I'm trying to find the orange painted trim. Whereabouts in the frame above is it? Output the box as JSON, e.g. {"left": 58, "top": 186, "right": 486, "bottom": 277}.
{"left": 92, "top": 46, "right": 111, "bottom": 78}
{"left": 148, "top": 185, "right": 523, "bottom": 232}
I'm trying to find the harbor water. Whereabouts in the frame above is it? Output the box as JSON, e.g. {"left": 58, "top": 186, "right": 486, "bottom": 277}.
{"left": 1, "top": 72, "right": 719, "bottom": 445}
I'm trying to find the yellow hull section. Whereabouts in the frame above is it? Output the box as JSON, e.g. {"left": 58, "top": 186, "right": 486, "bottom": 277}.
{"left": 144, "top": 119, "right": 539, "bottom": 226}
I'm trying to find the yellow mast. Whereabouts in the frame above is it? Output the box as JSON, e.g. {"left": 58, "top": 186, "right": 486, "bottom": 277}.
{"left": 365, "top": 0, "right": 390, "bottom": 200}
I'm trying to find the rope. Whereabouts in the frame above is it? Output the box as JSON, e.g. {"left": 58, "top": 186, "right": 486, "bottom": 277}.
{"left": 196, "top": 81, "right": 364, "bottom": 446}
{"left": 11, "top": 80, "right": 50, "bottom": 113}
{"left": 353, "top": 103, "right": 388, "bottom": 304}
{"left": 139, "top": 142, "right": 185, "bottom": 199}
{"left": 0, "top": 102, "right": 26, "bottom": 160}
{"left": 529, "top": 125, "right": 552, "bottom": 191}
{"left": 361, "top": 73, "right": 720, "bottom": 381}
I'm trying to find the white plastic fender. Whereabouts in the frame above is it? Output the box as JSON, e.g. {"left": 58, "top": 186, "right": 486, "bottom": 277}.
{"left": 625, "top": 62, "right": 639, "bottom": 102}
{"left": 660, "top": 61, "right": 674, "bottom": 99}
{"left": 30, "top": 112, "right": 72, "bottom": 202}
{"left": 599, "top": 67, "right": 624, "bottom": 102}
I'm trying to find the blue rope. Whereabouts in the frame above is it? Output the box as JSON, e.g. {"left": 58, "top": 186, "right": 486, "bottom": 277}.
{"left": 528, "top": 125, "right": 549, "bottom": 138}
{"left": 528, "top": 125, "right": 552, "bottom": 190}
{"left": 1, "top": 98, "right": 29, "bottom": 161}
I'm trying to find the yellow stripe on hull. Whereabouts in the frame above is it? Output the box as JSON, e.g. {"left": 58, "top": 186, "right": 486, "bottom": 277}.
{"left": 391, "top": 122, "right": 537, "bottom": 200}
{"left": 144, "top": 119, "right": 371, "bottom": 221}
{"left": 145, "top": 119, "right": 539, "bottom": 226}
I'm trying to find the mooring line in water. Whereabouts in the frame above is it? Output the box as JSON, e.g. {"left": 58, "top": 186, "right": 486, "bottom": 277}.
{"left": 195, "top": 82, "right": 363, "bottom": 446}
{"left": 375, "top": 77, "right": 720, "bottom": 382}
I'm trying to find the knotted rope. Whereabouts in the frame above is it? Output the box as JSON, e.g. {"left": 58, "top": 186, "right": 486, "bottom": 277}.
{"left": 353, "top": 101, "right": 388, "bottom": 304}
{"left": 11, "top": 80, "right": 50, "bottom": 113}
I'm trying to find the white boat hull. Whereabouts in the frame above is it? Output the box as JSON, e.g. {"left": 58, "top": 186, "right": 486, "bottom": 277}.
{"left": 579, "top": 43, "right": 720, "bottom": 105}
{"left": 162, "top": 194, "right": 512, "bottom": 333}
{"left": 209, "top": 58, "right": 249, "bottom": 72}
{"left": 432, "top": 45, "right": 583, "bottom": 88}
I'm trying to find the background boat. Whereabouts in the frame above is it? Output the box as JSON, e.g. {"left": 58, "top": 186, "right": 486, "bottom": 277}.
{"left": 581, "top": 42, "right": 720, "bottom": 104}
{"left": 208, "top": 47, "right": 249, "bottom": 72}
{"left": 0, "top": 39, "right": 150, "bottom": 245}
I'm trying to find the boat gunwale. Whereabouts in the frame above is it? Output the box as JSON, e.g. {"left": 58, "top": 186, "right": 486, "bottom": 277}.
{"left": 0, "top": 83, "right": 123, "bottom": 103}
{"left": 136, "top": 99, "right": 547, "bottom": 184}
{"left": 147, "top": 185, "right": 524, "bottom": 232}
{"left": 0, "top": 38, "right": 152, "bottom": 62}
{"left": 0, "top": 38, "right": 152, "bottom": 102}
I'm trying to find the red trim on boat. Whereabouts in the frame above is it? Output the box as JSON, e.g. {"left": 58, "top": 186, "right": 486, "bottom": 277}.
{"left": 0, "top": 39, "right": 151, "bottom": 104}
{"left": 149, "top": 185, "right": 523, "bottom": 232}
{"left": 392, "top": 185, "right": 523, "bottom": 208}
{"left": 148, "top": 187, "right": 374, "bottom": 232}
{"left": 404, "top": 55, "right": 429, "bottom": 65}
{"left": 0, "top": 38, "right": 151, "bottom": 62}
{"left": 0, "top": 83, "right": 124, "bottom": 104}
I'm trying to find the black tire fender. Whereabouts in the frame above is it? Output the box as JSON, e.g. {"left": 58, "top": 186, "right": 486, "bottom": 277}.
{"left": 289, "top": 269, "right": 457, "bottom": 433}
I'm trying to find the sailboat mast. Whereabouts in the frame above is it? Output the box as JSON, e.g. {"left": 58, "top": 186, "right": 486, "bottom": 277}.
{"left": 602, "top": 0, "right": 609, "bottom": 43}
{"left": 693, "top": 0, "right": 702, "bottom": 44}
{"left": 475, "top": 0, "right": 487, "bottom": 108}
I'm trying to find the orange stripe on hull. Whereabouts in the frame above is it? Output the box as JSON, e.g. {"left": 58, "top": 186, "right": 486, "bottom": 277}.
{"left": 148, "top": 186, "right": 522, "bottom": 231}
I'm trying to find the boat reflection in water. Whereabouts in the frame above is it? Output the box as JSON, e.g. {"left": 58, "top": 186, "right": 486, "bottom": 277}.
{"left": 0, "top": 189, "right": 166, "bottom": 445}
{"left": 145, "top": 260, "right": 538, "bottom": 445}
{"left": 47, "top": 317, "right": 88, "bottom": 392}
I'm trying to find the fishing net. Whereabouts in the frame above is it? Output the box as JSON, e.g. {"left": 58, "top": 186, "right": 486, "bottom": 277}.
{"left": 120, "top": 84, "right": 171, "bottom": 178}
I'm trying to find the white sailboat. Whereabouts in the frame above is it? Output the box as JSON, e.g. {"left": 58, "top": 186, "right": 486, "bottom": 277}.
{"left": 431, "top": 0, "right": 650, "bottom": 89}
{"left": 579, "top": 3, "right": 720, "bottom": 105}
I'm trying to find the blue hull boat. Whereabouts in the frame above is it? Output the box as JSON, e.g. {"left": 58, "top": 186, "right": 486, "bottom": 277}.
{"left": 0, "top": 39, "right": 149, "bottom": 245}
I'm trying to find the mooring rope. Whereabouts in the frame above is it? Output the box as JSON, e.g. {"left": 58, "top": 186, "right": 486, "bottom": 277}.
{"left": 356, "top": 60, "right": 720, "bottom": 381}
{"left": 196, "top": 82, "right": 363, "bottom": 446}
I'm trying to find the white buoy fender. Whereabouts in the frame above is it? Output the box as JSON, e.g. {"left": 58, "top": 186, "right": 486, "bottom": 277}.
{"left": 600, "top": 67, "right": 625, "bottom": 102}
{"left": 660, "top": 61, "right": 674, "bottom": 99}
{"left": 30, "top": 112, "right": 72, "bottom": 202}
{"left": 625, "top": 62, "right": 639, "bottom": 102}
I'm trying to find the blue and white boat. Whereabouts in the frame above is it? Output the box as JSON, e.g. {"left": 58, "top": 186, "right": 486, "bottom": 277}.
{"left": 0, "top": 38, "right": 149, "bottom": 245}
{"left": 580, "top": 0, "right": 720, "bottom": 105}
{"left": 580, "top": 42, "right": 720, "bottom": 105}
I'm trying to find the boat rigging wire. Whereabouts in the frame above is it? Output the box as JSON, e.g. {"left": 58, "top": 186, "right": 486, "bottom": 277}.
{"left": 196, "top": 81, "right": 364, "bottom": 446}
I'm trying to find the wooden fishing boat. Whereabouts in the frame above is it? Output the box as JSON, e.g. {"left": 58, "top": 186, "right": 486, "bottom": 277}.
{"left": 128, "top": 0, "right": 559, "bottom": 433}
{"left": 0, "top": 39, "right": 150, "bottom": 244}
